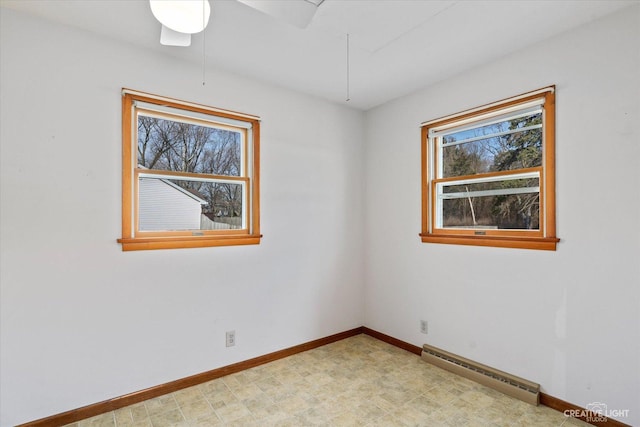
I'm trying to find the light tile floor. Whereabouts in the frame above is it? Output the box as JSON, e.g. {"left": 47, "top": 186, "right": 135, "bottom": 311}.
{"left": 64, "top": 335, "right": 590, "bottom": 427}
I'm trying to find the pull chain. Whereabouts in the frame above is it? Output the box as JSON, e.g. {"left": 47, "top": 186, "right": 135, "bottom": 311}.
{"left": 346, "top": 33, "right": 350, "bottom": 102}
{"left": 202, "top": 0, "right": 206, "bottom": 86}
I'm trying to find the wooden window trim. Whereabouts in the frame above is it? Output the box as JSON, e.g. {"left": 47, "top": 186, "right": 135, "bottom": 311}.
{"left": 118, "top": 89, "right": 261, "bottom": 251}
{"left": 420, "top": 87, "right": 559, "bottom": 251}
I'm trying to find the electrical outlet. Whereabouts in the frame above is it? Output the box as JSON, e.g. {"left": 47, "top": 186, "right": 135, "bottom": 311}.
{"left": 420, "top": 320, "right": 428, "bottom": 334}
{"left": 226, "top": 330, "right": 235, "bottom": 347}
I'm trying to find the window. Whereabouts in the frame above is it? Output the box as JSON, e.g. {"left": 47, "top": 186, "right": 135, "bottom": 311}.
{"left": 420, "top": 87, "right": 558, "bottom": 250}
{"left": 118, "top": 89, "right": 261, "bottom": 251}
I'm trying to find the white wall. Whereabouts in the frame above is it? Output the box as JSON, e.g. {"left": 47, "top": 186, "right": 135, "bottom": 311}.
{"left": 0, "top": 9, "right": 365, "bottom": 426}
{"left": 364, "top": 5, "right": 640, "bottom": 426}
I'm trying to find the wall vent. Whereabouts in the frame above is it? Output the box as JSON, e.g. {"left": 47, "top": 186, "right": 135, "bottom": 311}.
{"left": 421, "top": 343, "right": 540, "bottom": 406}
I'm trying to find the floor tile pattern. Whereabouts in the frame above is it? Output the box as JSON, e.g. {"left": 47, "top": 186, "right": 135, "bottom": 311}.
{"left": 64, "top": 335, "right": 590, "bottom": 426}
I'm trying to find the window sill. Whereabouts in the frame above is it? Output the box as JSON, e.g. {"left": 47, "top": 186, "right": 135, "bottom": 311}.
{"left": 420, "top": 234, "right": 559, "bottom": 251}
{"left": 118, "top": 235, "right": 262, "bottom": 251}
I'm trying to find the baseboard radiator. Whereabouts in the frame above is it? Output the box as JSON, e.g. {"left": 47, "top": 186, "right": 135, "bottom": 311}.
{"left": 421, "top": 343, "right": 540, "bottom": 406}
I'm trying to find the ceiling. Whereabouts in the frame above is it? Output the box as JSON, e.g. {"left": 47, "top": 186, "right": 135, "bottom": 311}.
{"left": 1, "top": 0, "right": 636, "bottom": 110}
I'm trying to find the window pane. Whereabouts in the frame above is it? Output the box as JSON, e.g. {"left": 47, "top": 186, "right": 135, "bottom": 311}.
{"left": 137, "top": 115, "right": 241, "bottom": 176}
{"left": 442, "top": 177, "right": 539, "bottom": 196}
{"left": 441, "top": 192, "right": 539, "bottom": 230}
{"left": 138, "top": 177, "right": 243, "bottom": 231}
{"left": 441, "top": 113, "right": 542, "bottom": 178}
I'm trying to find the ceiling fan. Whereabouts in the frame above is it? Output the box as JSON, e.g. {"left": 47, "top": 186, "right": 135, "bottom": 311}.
{"left": 149, "top": 0, "right": 324, "bottom": 47}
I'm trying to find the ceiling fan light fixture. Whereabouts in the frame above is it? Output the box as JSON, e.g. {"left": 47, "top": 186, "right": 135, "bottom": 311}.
{"left": 150, "top": 0, "right": 211, "bottom": 34}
